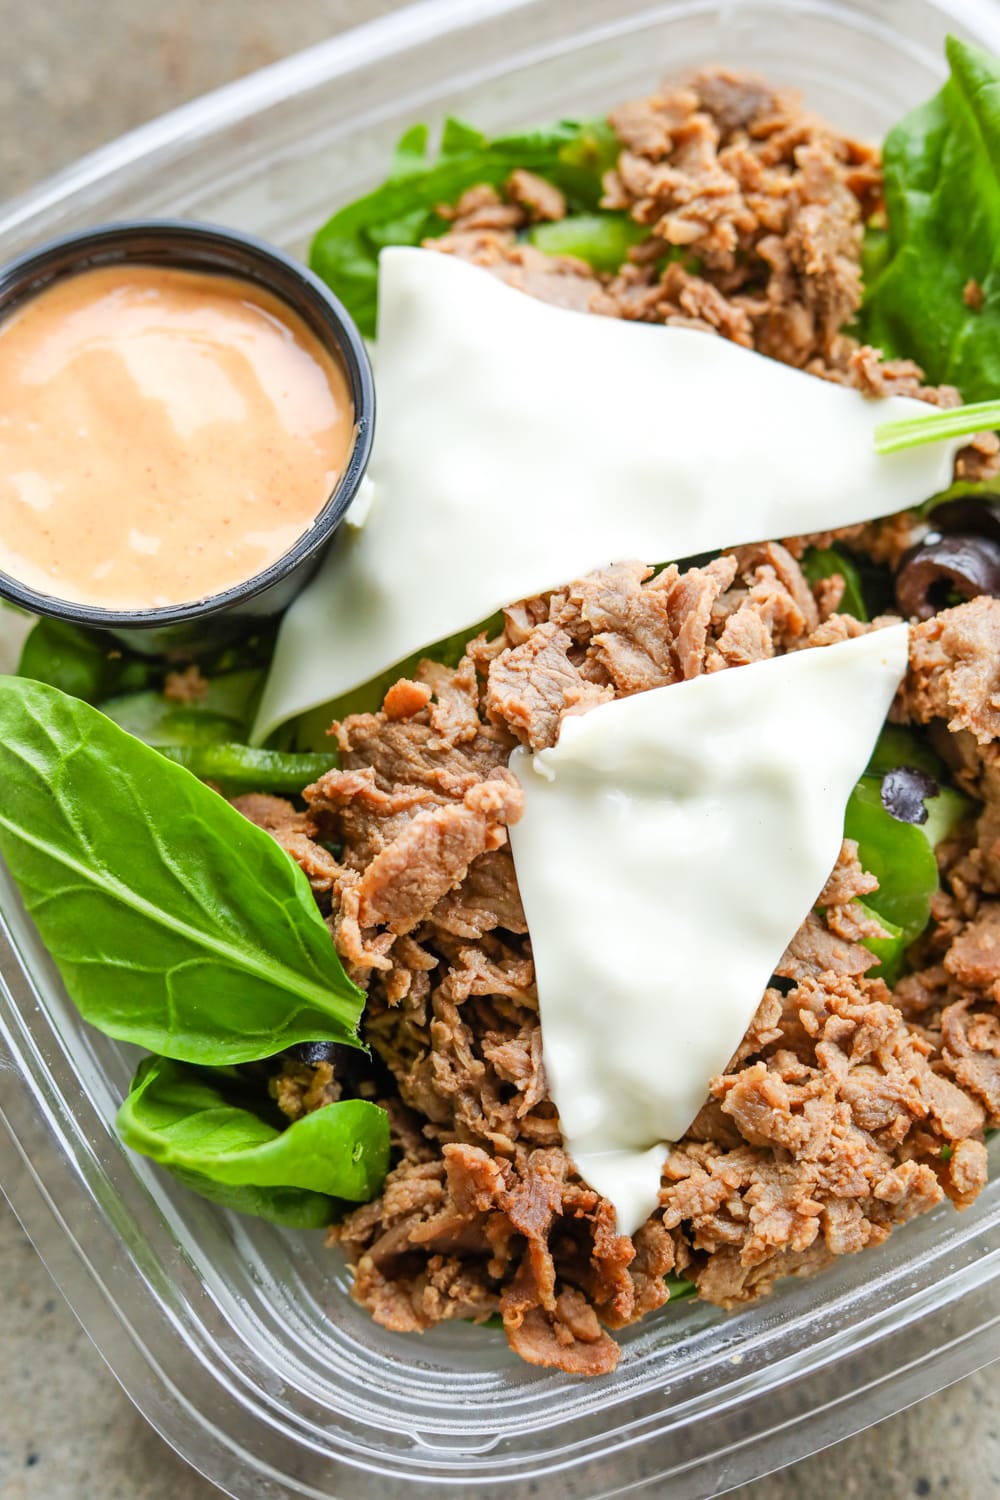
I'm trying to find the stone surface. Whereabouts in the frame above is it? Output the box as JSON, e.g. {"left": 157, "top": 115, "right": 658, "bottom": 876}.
{"left": 0, "top": 3, "right": 997, "bottom": 1497}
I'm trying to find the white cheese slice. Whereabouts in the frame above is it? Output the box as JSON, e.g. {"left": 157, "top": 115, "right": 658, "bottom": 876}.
{"left": 253, "top": 248, "right": 954, "bottom": 742}
{"left": 508, "top": 625, "right": 910, "bottom": 1236}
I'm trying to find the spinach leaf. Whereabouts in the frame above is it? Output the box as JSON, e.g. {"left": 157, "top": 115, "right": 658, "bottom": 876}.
{"left": 0, "top": 676, "right": 364, "bottom": 1062}
{"left": 310, "top": 117, "right": 617, "bottom": 337}
{"left": 919, "top": 477, "right": 1000, "bottom": 517}
{"left": 118, "top": 1056, "right": 389, "bottom": 1221}
{"left": 100, "top": 693, "right": 242, "bottom": 748}
{"left": 97, "top": 678, "right": 333, "bottom": 793}
{"left": 860, "top": 36, "right": 1000, "bottom": 400}
{"left": 18, "top": 618, "right": 154, "bottom": 703}
{"left": 100, "top": 669, "right": 266, "bottom": 753}
{"left": 158, "top": 742, "right": 336, "bottom": 795}
{"left": 800, "top": 547, "right": 869, "bottom": 620}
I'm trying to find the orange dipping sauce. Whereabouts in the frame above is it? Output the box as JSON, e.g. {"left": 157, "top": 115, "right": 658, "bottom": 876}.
{"left": 0, "top": 264, "right": 355, "bottom": 609}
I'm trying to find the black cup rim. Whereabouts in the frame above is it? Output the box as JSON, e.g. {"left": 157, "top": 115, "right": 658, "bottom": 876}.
{"left": 0, "top": 219, "right": 375, "bottom": 629}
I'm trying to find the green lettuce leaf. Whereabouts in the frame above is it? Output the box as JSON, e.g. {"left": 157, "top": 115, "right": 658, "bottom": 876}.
{"left": 0, "top": 676, "right": 363, "bottom": 1062}
{"left": 118, "top": 1056, "right": 389, "bottom": 1223}
{"left": 860, "top": 36, "right": 1000, "bottom": 399}
{"left": 310, "top": 117, "right": 618, "bottom": 337}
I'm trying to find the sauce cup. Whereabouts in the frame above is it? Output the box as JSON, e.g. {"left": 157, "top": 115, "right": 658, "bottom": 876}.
{"left": 0, "top": 220, "right": 375, "bottom": 654}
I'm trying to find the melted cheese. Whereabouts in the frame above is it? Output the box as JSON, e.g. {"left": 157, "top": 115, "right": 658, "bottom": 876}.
{"left": 253, "top": 249, "right": 954, "bottom": 742}
{"left": 507, "top": 626, "right": 910, "bottom": 1236}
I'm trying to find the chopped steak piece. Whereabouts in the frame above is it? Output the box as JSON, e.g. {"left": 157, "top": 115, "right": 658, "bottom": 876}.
{"left": 163, "top": 663, "right": 209, "bottom": 703}
{"left": 942, "top": 1001, "right": 1000, "bottom": 1121}
{"left": 943, "top": 903, "right": 1000, "bottom": 991}
{"left": 776, "top": 910, "right": 874, "bottom": 980}
{"left": 506, "top": 168, "right": 566, "bottom": 222}
{"left": 353, "top": 777, "right": 523, "bottom": 935}
{"left": 485, "top": 622, "right": 612, "bottom": 750}
{"left": 231, "top": 793, "right": 345, "bottom": 894}
{"left": 906, "top": 598, "right": 1000, "bottom": 745}
{"left": 430, "top": 230, "right": 613, "bottom": 315}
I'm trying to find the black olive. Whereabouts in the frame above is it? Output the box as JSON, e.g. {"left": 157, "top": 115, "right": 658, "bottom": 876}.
{"left": 880, "top": 765, "right": 939, "bottom": 825}
{"left": 894, "top": 532, "right": 1000, "bottom": 620}
{"left": 926, "top": 494, "right": 1000, "bottom": 545}
{"left": 286, "top": 1040, "right": 357, "bottom": 1070}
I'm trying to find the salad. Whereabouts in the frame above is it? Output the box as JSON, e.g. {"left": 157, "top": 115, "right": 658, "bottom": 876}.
{"left": 2, "top": 35, "right": 1000, "bottom": 1378}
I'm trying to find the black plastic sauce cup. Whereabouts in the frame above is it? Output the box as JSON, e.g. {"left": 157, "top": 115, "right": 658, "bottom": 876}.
{"left": 0, "top": 220, "right": 375, "bottom": 655}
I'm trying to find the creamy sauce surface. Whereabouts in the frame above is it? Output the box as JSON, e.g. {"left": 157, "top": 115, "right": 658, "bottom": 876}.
{"left": 0, "top": 264, "right": 354, "bottom": 608}
{"left": 508, "top": 626, "right": 911, "bottom": 1236}
{"left": 254, "top": 248, "right": 956, "bottom": 743}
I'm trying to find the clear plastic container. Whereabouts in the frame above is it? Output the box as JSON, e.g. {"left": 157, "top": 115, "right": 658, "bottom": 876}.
{"left": 2, "top": 3, "right": 1000, "bottom": 1496}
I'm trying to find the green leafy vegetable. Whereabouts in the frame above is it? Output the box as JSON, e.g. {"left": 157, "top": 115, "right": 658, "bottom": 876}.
{"left": 310, "top": 117, "right": 619, "bottom": 336}
{"left": 919, "top": 477, "right": 1000, "bottom": 517}
{"left": 0, "top": 676, "right": 363, "bottom": 1062}
{"left": 18, "top": 618, "right": 154, "bottom": 703}
{"left": 528, "top": 212, "right": 647, "bottom": 272}
{"left": 59, "top": 661, "right": 307, "bottom": 791}
{"left": 101, "top": 668, "right": 266, "bottom": 740}
{"left": 118, "top": 1056, "right": 389, "bottom": 1223}
{"left": 18, "top": 618, "right": 278, "bottom": 710}
{"left": 860, "top": 36, "right": 1000, "bottom": 400}
{"left": 800, "top": 547, "right": 869, "bottom": 620}
{"left": 100, "top": 692, "right": 242, "bottom": 748}
{"left": 158, "top": 742, "right": 336, "bottom": 795}
{"left": 94, "top": 666, "right": 283, "bottom": 796}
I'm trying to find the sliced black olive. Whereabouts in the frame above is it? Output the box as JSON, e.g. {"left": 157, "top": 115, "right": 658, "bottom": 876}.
{"left": 894, "top": 532, "right": 1000, "bottom": 620}
{"left": 926, "top": 494, "right": 1000, "bottom": 544}
{"left": 880, "top": 765, "right": 939, "bottom": 825}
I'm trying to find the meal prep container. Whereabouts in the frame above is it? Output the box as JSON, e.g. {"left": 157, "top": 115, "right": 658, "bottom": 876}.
{"left": 2, "top": 1, "right": 1000, "bottom": 1495}
{"left": 0, "top": 220, "right": 375, "bottom": 656}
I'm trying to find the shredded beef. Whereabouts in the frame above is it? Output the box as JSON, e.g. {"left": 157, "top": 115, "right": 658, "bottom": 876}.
{"left": 242, "top": 66, "right": 1000, "bottom": 1374}
{"left": 905, "top": 598, "right": 1000, "bottom": 745}
{"left": 249, "top": 553, "right": 997, "bottom": 1374}
{"left": 231, "top": 793, "right": 345, "bottom": 895}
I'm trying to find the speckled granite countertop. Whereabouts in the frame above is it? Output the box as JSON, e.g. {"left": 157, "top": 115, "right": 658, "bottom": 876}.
{"left": 0, "top": 4, "right": 997, "bottom": 1496}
